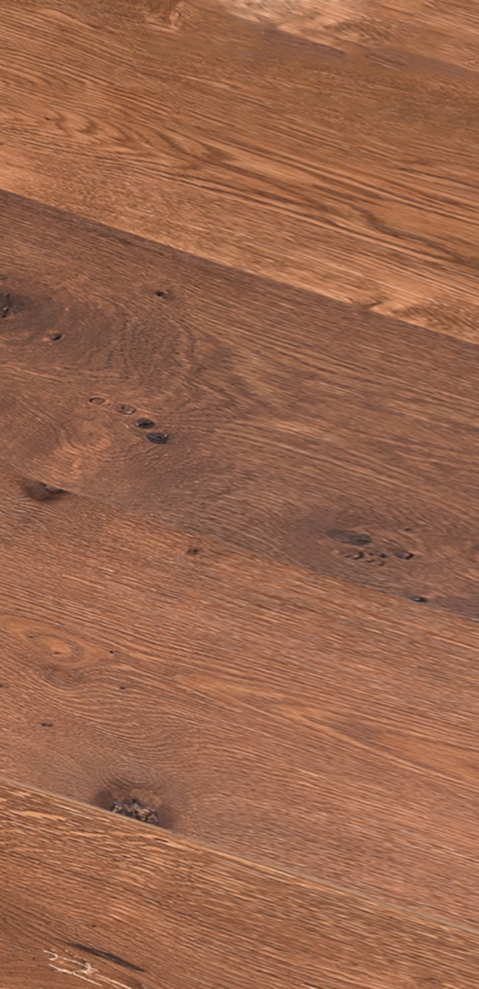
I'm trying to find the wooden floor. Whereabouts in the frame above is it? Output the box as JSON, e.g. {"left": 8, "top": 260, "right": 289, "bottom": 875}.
{"left": 1, "top": 1, "right": 479, "bottom": 986}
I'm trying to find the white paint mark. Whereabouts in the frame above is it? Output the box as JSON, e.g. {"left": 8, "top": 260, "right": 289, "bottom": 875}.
{"left": 43, "top": 950, "right": 134, "bottom": 989}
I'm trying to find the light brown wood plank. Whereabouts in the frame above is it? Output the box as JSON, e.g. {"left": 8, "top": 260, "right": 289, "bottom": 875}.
{"left": 2, "top": 191, "right": 479, "bottom": 615}
{"left": 3, "top": 467, "right": 479, "bottom": 925}
{"left": 3, "top": 777, "right": 479, "bottom": 989}
{"left": 1, "top": 2, "right": 479, "bottom": 339}
{"left": 220, "top": 0, "right": 479, "bottom": 72}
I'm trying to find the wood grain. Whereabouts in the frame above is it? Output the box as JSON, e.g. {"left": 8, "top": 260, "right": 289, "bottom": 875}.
{"left": 220, "top": 0, "right": 479, "bottom": 72}
{"left": 2, "top": 190, "right": 479, "bottom": 611}
{"left": 3, "top": 466, "right": 479, "bottom": 925}
{"left": 1, "top": 1, "right": 479, "bottom": 338}
{"left": 3, "top": 777, "right": 479, "bottom": 989}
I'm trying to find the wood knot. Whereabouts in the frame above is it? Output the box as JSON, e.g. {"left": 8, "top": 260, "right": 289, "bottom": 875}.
{"left": 0, "top": 292, "right": 11, "bottom": 318}
{"left": 21, "top": 480, "right": 65, "bottom": 502}
{"left": 146, "top": 431, "right": 169, "bottom": 444}
{"left": 110, "top": 797, "right": 159, "bottom": 826}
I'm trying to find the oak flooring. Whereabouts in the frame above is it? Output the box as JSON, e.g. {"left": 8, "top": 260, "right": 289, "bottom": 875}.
{"left": 3, "top": 778, "right": 479, "bottom": 989}
{"left": 2, "top": 1, "right": 479, "bottom": 338}
{"left": 2, "top": 3, "right": 479, "bottom": 984}
{"left": 2, "top": 466, "right": 479, "bottom": 927}
{"left": 2, "top": 191, "right": 479, "bottom": 617}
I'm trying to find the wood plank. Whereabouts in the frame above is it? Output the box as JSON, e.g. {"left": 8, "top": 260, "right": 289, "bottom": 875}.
{"left": 3, "top": 777, "right": 479, "bottom": 989}
{"left": 1, "top": 2, "right": 479, "bottom": 339}
{"left": 220, "top": 0, "right": 479, "bottom": 72}
{"left": 2, "top": 190, "right": 479, "bottom": 612}
{"left": 3, "top": 466, "right": 479, "bottom": 925}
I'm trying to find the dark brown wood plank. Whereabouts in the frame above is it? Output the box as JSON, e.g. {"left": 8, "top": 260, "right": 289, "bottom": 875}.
{"left": 3, "top": 466, "right": 479, "bottom": 925}
{"left": 3, "top": 777, "right": 479, "bottom": 989}
{"left": 1, "top": 190, "right": 479, "bottom": 616}
{"left": 1, "top": 1, "right": 479, "bottom": 338}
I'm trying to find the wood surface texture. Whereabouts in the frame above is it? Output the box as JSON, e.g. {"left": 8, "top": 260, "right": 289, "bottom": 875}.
{"left": 4, "top": 777, "right": 479, "bottom": 989}
{"left": 1, "top": 465, "right": 479, "bottom": 928}
{"left": 1, "top": 1, "right": 479, "bottom": 339}
{"left": 2, "top": 2, "right": 479, "bottom": 984}
{"left": 1, "top": 190, "right": 479, "bottom": 615}
{"left": 221, "top": 0, "right": 479, "bottom": 71}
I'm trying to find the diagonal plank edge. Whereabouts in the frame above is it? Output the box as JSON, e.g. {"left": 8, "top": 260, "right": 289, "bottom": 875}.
{"left": 2, "top": 776, "right": 479, "bottom": 989}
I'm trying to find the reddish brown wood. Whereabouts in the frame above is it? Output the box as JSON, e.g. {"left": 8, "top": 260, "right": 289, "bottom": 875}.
{"left": 2, "top": 3, "right": 479, "bottom": 984}
{"left": 1, "top": 467, "right": 479, "bottom": 926}
{"left": 220, "top": 0, "right": 479, "bottom": 72}
{"left": 3, "top": 778, "right": 479, "bottom": 989}
{"left": 1, "top": 1, "right": 479, "bottom": 336}
{"left": 1, "top": 191, "right": 479, "bottom": 615}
